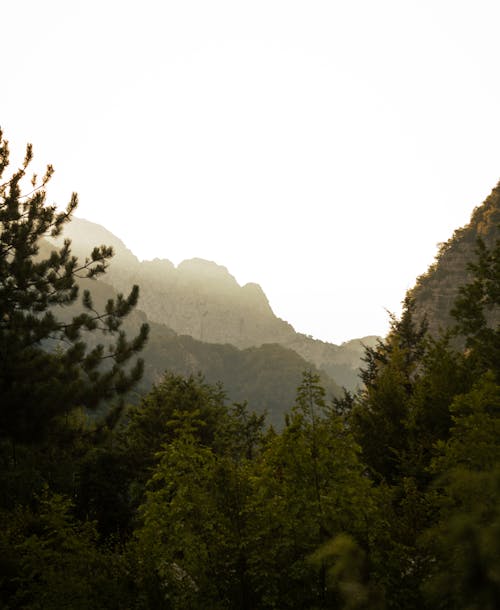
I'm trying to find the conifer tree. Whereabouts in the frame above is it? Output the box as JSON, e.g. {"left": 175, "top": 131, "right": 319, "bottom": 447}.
{"left": 451, "top": 233, "right": 500, "bottom": 378}
{"left": 352, "top": 297, "right": 428, "bottom": 483}
{"left": 0, "top": 131, "right": 149, "bottom": 446}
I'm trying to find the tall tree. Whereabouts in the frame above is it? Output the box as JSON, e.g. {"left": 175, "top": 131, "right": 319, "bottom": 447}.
{"left": 423, "top": 373, "right": 500, "bottom": 610}
{"left": 132, "top": 384, "right": 264, "bottom": 609}
{"left": 246, "top": 372, "right": 376, "bottom": 609}
{"left": 352, "top": 297, "right": 428, "bottom": 484}
{"left": 0, "top": 131, "right": 149, "bottom": 447}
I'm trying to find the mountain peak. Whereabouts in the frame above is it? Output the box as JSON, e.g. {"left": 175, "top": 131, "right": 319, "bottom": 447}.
{"left": 177, "top": 258, "right": 233, "bottom": 279}
{"left": 53, "top": 216, "right": 139, "bottom": 265}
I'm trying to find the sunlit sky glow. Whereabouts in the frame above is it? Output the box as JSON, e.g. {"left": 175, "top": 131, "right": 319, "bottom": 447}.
{"left": 2, "top": 1, "right": 500, "bottom": 343}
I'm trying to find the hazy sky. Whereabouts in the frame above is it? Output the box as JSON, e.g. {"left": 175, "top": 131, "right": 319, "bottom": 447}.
{"left": 2, "top": 1, "right": 500, "bottom": 343}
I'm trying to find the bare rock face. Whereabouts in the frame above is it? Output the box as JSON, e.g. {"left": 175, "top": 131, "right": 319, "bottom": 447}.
{"left": 107, "top": 255, "right": 294, "bottom": 348}
{"left": 52, "top": 217, "right": 379, "bottom": 390}
{"left": 409, "top": 181, "right": 500, "bottom": 336}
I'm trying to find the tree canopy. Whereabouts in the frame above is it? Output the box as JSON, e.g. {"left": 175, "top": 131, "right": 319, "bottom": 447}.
{"left": 1, "top": 130, "right": 499, "bottom": 609}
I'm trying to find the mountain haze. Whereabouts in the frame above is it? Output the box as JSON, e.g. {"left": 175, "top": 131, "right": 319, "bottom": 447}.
{"left": 49, "top": 179, "right": 500, "bottom": 426}
{"left": 56, "top": 217, "right": 376, "bottom": 390}
{"left": 40, "top": 235, "right": 340, "bottom": 428}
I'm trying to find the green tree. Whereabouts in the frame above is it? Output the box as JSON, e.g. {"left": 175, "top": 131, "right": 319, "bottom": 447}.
{"left": 134, "top": 428, "right": 220, "bottom": 609}
{"left": 120, "top": 373, "right": 227, "bottom": 498}
{"left": 451, "top": 233, "right": 500, "bottom": 378}
{"left": 352, "top": 297, "right": 428, "bottom": 484}
{"left": 246, "top": 372, "right": 376, "bottom": 609}
{"left": 348, "top": 234, "right": 500, "bottom": 609}
{"left": 0, "top": 487, "right": 131, "bottom": 609}
{"left": 415, "top": 234, "right": 500, "bottom": 609}
{"left": 0, "top": 132, "right": 149, "bottom": 447}
{"left": 349, "top": 301, "right": 451, "bottom": 610}
{"left": 423, "top": 374, "right": 500, "bottom": 609}
{"left": 132, "top": 396, "right": 262, "bottom": 609}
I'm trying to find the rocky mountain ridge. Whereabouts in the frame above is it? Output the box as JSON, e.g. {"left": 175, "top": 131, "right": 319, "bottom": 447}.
{"left": 47, "top": 176, "right": 500, "bottom": 408}
{"left": 409, "top": 181, "right": 500, "bottom": 335}
{"left": 55, "top": 217, "right": 377, "bottom": 390}
{"left": 39, "top": 236, "right": 341, "bottom": 428}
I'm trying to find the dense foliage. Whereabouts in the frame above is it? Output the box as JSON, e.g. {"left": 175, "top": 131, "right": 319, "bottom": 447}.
{"left": 1, "top": 134, "right": 499, "bottom": 608}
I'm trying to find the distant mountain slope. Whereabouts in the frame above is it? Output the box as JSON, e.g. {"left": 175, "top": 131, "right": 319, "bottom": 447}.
{"left": 141, "top": 323, "right": 341, "bottom": 429}
{"left": 55, "top": 217, "right": 377, "bottom": 390}
{"left": 39, "top": 239, "right": 341, "bottom": 428}
{"left": 409, "top": 181, "right": 500, "bottom": 335}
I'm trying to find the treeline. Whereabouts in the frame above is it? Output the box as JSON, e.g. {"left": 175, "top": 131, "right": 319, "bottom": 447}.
{"left": 1, "top": 134, "right": 499, "bottom": 609}
{"left": 139, "top": 327, "right": 342, "bottom": 430}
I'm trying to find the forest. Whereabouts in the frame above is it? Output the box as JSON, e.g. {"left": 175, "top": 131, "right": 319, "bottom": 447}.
{"left": 1, "top": 133, "right": 499, "bottom": 609}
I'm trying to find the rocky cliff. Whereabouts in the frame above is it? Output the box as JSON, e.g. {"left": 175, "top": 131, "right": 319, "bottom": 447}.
{"left": 409, "top": 181, "right": 500, "bottom": 335}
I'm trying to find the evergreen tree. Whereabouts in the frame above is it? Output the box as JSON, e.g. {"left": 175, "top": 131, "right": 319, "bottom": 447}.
{"left": 451, "top": 233, "right": 500, "bottom": 378}
{"left": 352, "top": 297, "right": 428, "bottom": 484}
{"left": 0, "top": 132, "right": 149, "bottom": 447}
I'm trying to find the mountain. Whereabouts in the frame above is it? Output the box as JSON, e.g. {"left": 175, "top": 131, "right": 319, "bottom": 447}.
{"left": 409, "top": 181, "right": 500, "bottom": 335}
{"left": 140, "top": 323, "right": 341, "bottom": 429}
{"left": 48, "top": 177, "right": 499, "bottom": 424}
{"left": 55, "top": 217, "right": 377, "bottom": 391}
{"left": 40, "top": 236, "right": 341, "bottom": 429}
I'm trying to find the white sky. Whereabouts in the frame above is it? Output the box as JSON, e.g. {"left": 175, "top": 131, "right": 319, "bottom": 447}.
{"left": 2, "top": 1, "right": 500, "bottom": 344}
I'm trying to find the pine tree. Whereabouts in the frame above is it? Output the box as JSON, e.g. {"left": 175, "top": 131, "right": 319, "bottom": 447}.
{"left": 352, "top": 297, "right": 428, "bottom": 484}
{"left": 0, "top": 131, "right": 149, "bottom": 446}
{"left": 451, "top": 233, "right": 500, "bottom": 378}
